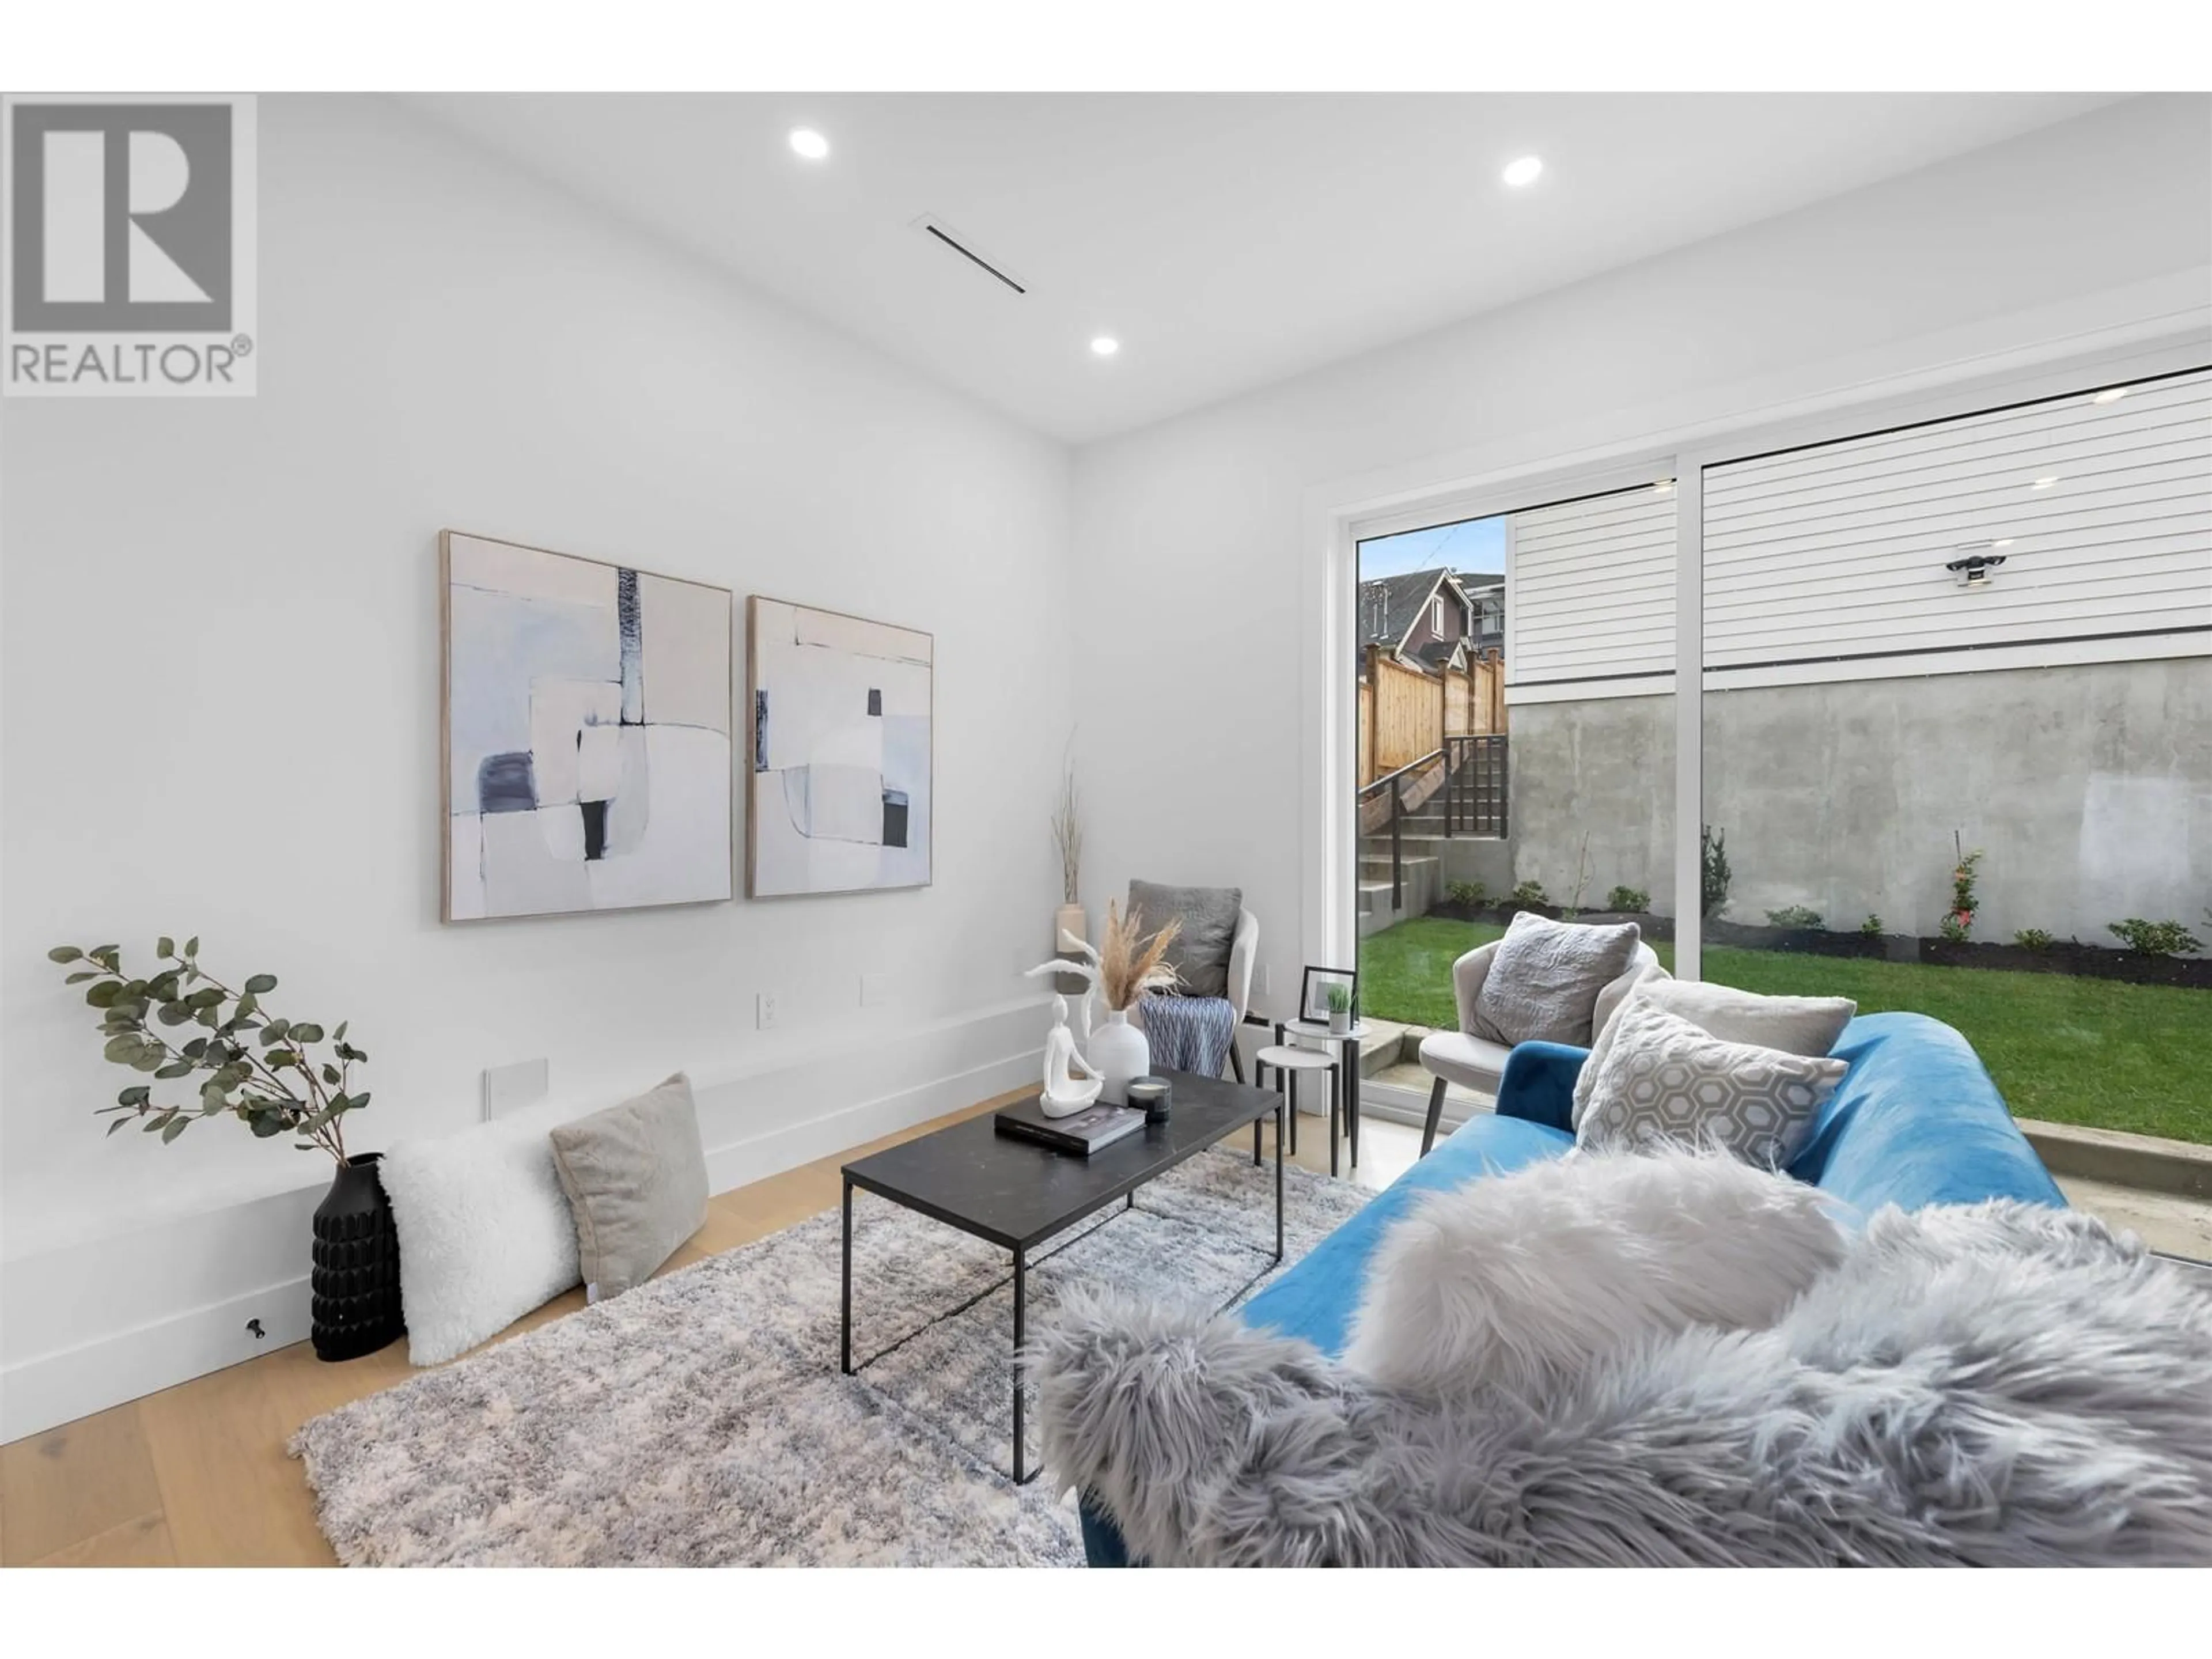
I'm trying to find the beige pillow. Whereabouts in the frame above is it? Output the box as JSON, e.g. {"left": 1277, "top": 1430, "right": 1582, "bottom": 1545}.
{"left": 548, "top": 1073, "right": 709, "bottom": 1301}
{"left": 1573, "top": 980, "right": 1855, "bottom": 1130}
{"left": 1576, "top": 999, "right": 1847, "bottom": 1171}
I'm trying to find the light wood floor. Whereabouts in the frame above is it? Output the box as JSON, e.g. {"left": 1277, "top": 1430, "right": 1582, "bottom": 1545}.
{"left": 2, "top": 1086, "right": 1415, "bottom": 1568}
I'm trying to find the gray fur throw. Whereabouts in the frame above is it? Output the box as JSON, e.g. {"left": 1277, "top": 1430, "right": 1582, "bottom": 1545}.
{"left": 1032, "top": 1199, "right": 2212, "bottom": 1566}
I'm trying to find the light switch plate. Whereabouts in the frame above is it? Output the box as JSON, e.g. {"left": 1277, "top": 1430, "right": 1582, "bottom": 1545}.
{"left": 757, "top": 991, "right": 780, "bottom": 1031}
{"left": 482, "top": 1058, "right": 548, "bottom": 1121}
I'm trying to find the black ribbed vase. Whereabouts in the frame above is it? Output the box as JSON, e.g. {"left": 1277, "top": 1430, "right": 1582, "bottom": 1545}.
{"left": 310, "top": 1152, "right": 404, "bottom": 1362}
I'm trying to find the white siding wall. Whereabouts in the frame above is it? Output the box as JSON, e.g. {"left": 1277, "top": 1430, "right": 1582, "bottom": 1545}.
{"left": 1503, "top": 368, "right": 2211, "bottom": 699}
{"left": 1505, "top": 485, "right": 1676, "bottom": 688}
{"left": 1704, "top": 367, "right": 2210, "bottom": 669}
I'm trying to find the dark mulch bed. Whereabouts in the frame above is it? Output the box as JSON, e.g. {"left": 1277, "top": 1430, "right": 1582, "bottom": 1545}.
{"left": 1419, "top": 903, "right": 2212, "bottom": 990}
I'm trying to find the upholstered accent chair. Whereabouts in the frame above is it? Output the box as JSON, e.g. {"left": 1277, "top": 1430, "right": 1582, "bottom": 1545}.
{"left": 1417, "top": 937, "right": 1665, "bottom": 1154}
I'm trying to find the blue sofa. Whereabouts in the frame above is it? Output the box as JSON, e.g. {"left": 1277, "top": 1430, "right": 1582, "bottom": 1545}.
{"left": 1078, "top": 1010, "right": 2065, "bottom": 1566}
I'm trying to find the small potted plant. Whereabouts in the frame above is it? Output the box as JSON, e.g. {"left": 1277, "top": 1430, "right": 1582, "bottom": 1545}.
{"left": 46, "top": 937, "right": 402, "bottom": 1362}
{"left": 1325, "top": 981, "right": 1355, "bottom": 1037}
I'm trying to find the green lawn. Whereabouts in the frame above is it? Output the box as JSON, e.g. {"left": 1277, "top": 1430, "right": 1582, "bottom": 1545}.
{"left": 1359, "top": 915, "right": 2212, "bottom": 1145}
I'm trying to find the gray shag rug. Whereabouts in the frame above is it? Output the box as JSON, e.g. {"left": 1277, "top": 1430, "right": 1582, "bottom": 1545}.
{"left": 291, "top": 1143, "right": 1369, "bottom": 1566}
{"left": 1035, "top": 1195, "right": 2212, "bottom": 1566}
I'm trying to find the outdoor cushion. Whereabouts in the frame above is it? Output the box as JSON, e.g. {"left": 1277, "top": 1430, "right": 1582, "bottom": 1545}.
{"left": 1468, "top": 912, "right": 1642, "bottom": 1047}
{"left": 1127, "top": 880, "right": 1243, "bottom": 999}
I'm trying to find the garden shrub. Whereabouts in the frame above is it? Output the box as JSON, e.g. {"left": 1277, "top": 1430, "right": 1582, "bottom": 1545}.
{"left": 1605, "top": 885, "right": 1650, "bottom": 913}
{"left": 1938, "top": 844, "right": 1984, "bottom": 942}
{"left": 1700, "top": 825, "right": 1730, "bottom": 918}
{"left": 1766, "top": 905, "right": 1823, "bottom": 929}
{"left": 2108, "top": 918, "right": 2203, "bottom": 957}
{"left": 1510, "top": 880, "right": 1548, "bottom": 907}
{"left": 2013, "top": 928, "right": 2054, "bottom": 952}
{"left": 1446, "top": 880, "right": 1487, "bottom": 907}
{"left": 1859, "top": 914, "right": 1883, "bottom": 937}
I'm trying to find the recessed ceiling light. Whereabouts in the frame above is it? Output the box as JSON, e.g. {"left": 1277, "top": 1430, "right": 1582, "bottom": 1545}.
{"left": 787, "top": 128, "right": 830, "bottom": 161}
{"left": 1502, "top": 155, "right": 1544, "bottom": 189}
{"left": 2030, "top": 476, "right": 2060, "bottom": 489}
{"left": 1652, "top": 479, "right": 1675, "bottom": 495}
{"left": 2092, "top": 387, "right": 2127, "bottom": 404}
{"left": 1991, "top": 538, "right": 2015, "bottom": 548}
{"left": 1089, "top": 336, "right": 1120, "bottom": 358}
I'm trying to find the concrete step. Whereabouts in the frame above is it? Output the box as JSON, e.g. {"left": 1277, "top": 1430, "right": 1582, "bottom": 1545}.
{"left": 1358, "top": 854, "right": 1440, "bottom": 880}
{"left": 1361, "top": 834, "right": 1505, "bottom": 855}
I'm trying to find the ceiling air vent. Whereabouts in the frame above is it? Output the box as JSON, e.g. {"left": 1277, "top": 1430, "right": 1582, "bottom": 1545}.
{"left": 911, "top": 215, "right": 1028, "bottom": 296}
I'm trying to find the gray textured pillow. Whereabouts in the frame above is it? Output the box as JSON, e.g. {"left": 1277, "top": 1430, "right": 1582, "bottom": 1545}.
{"left": 548, "top": 1073, "right": 709, "bottom": 1301}
{"left": 1127, "top": 880, "right": 1243, "bottom": 999}
{"left": 1573, "top": 980, "right": 1857, "bottom": 1129}
{"left": 1577, "top": 998, "right": 1847, "bottom": 1171}
{"left": 1468, "top": 911, "right": 1641, "bottom": 1046}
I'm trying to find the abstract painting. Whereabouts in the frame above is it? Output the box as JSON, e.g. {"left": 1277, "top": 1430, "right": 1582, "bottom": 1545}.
{"left": 443, "top": 531, "right": 732, "bottom": 921}
{"left": 748, "top": 597, "right": 932, "bottom": 897}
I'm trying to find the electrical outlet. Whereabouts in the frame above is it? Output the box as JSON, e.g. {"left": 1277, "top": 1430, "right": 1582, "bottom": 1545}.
{"left": 860, "top": 971, "right": 890, "bottom": 1007}
{"left": 756, "top": 991, "right": 780, "bottom": 1031}
{"left": 482, "top": 1058, "right": 549, "bottom": 1120}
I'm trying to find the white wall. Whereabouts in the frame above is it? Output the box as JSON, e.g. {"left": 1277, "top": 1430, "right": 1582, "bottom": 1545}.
{"left": 1070, "top": 94, "right": 2212, "bottom": 1003}
{"left": 0, "top": 95, "right": 1073, "bottom": 1437}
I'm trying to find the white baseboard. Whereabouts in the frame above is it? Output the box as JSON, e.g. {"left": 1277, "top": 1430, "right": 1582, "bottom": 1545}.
{"left": 0, "top": 1000, "right": 1046, "bottom": 1444}
{"left": 0, "top": 1278, "right": 314, "bottom": 1445}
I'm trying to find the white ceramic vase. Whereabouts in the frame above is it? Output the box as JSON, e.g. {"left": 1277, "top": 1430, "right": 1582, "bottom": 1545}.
{"left": 1330, "top": 1007, "right": 1352, "bottom": 1037}
{"left": 1089, "top": 1009, "right": 1149, "bottom": 1108}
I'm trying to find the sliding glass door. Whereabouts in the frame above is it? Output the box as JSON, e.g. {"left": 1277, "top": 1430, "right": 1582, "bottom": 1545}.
{"left": 1352, "top": 480, "right": 1677, "bottom": 1123}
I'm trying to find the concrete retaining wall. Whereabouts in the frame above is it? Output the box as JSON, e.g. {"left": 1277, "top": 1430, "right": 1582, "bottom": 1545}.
{"left": 1506, "top": 657, "right": 2212, "bottom": 943}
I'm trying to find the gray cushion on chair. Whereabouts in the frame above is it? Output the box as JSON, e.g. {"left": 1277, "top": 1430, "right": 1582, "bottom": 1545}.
{"left": 1468, "top": 911, "right": 1642, "bottom": 1047}
{"left": 1128, "top": 880, "right": 1243, "bottom": 999}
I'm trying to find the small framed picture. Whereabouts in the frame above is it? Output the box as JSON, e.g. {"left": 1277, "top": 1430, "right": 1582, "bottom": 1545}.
{"left": 1298, "top": 965, "right": 1358, "bottom": 1025}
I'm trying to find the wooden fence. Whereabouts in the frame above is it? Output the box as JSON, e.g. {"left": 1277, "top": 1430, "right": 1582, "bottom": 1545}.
{"left": 1357, "top": 645, "right": 1505, "bottom": 787}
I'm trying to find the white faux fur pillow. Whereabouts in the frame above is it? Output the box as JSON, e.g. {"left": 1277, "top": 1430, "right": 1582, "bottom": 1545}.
{"left": 381, "top": 1099, "right": 582, "bottom": 1365}
{"left": 1342, "top": 1147, "right": 1846, "bottom": 1401}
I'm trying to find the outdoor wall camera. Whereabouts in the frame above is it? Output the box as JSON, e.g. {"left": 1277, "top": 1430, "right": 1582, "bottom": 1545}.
{"left": 1944, "top": 552, "right": 2007, "bottom": 589}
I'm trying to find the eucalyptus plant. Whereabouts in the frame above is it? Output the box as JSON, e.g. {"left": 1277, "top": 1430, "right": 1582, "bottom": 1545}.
{"left": 47, "top": 937, "right": 369, "bottom": 1162}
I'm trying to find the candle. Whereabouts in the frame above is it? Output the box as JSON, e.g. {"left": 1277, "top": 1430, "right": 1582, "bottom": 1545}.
{"left": 1126, "top": 1077, "right": 1172, "bottom": 1124}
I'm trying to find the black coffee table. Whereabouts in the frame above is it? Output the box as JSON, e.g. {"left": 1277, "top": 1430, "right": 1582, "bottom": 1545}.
{"left": 840, "top": 1067, "right": 1283, "bottom": 1483}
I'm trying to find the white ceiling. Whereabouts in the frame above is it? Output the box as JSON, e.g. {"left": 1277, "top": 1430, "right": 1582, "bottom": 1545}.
{"left": 407, "top": 92, "right": 2120, "bottom": 444}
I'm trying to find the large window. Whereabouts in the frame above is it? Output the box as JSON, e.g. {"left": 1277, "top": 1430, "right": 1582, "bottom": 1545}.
{"left": 1699, "top": 366, "right": 2211, "bottom": 1146}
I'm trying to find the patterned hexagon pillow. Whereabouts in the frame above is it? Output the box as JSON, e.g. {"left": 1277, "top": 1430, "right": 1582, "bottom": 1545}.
{"left": 1577, "top": 996, "right": 1847, "bottom": 1171}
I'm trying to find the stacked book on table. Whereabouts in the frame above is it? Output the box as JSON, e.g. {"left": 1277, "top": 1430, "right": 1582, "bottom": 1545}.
{"left": 993, "top": 1096, "right": 1147, "bottom": 1156}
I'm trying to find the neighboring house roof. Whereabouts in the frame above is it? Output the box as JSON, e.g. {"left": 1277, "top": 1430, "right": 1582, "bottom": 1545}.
{"left": 1356, "top": 566, "right": 1505, "bottom": 665}
{"left": 1356, "top": 566, "right": 1466, "bottom": 653}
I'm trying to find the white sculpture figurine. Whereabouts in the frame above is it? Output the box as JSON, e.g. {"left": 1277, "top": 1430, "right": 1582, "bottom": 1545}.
{"left": 1037, "top": 994, "right": 1104, "bottom": 1118}
{"left": 1025, "top": 926, "right": 1102, "bottom": 1050}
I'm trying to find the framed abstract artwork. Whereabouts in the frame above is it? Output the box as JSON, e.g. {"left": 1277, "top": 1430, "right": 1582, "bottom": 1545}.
{"left": 442, "top": 531, "right": 733, "bottom": 921}
{"left": 747, "top": 596, "right": 933, "bottom": 897}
